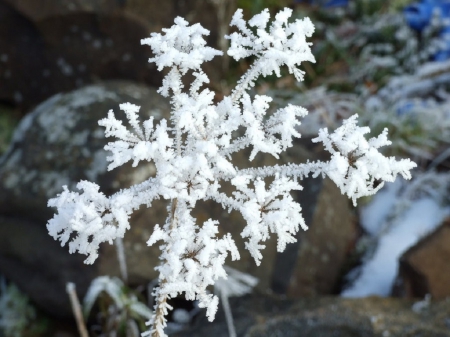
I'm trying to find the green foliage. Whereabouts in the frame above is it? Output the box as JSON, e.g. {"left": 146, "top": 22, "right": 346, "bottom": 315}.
{"left": 388, "top": 0, "right": 415, "bottom": 11}
{"left": 0, "top": 282, "right": 49, "bottom": 337}
{"left": 237, "top": 0, "right": 291, "bottom": 15}
{"left": 362, "top": 108, "right": 450, "bottom": 160}
{"left": 83, "top": 276, "right": 152, "bottom": 336}
{"left": 352, "top": 0, "right": 389, "bottom": 17}
{"left": 0, "top": 106, "right": 19, "bottom": 155}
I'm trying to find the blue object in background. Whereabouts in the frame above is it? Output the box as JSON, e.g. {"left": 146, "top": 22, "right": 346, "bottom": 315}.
{"left": 395, "top": 100, "right": 430, "bottom": 116}
{"left": 404, "top": 0, "right": 450, "bottom": 60}
{"left": 294, "top": 0, "right": 348, "bottom": 7}
{"left": 324, "top": 0, "right": 349, "bottom": 6}
{"left": 434, "top": 25, "right": 450, "bottom": 60}
{"left": 396, "top": 101, "right": 417, "bottom": 116}
{"left": 403, "top": 0, "right": 450, "bottom": 31}
{"left": 403, "top": 0, "right": 436, "bottom": 31}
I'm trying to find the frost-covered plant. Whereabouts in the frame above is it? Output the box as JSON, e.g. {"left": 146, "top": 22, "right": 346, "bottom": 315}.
{"left": 0, "top": 278, "right": 41, "bottom": 337}
{"left": 215, "top": 266, "right": 258, "bottom": 337}
{"left": 270, "top": 10, "right": 450, "bottom": 159}
{"left": 83, "top": 276, "right": 152, "bottom": 336}
{"left": 47, "top": 8, "right": 416, "bottom": 337}
{"left": 312, "top": 7, "right": 443, "bottom": 89}
{"left": 266, "top": 86, "right": 361, "bottom": 136}
{"left": 362, "top": 58, "right": 450, "bottom": 159}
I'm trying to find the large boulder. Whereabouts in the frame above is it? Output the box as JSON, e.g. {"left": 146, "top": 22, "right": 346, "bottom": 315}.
{"left": 0, "top": 81, "right": 355, "bottom": 318}
{"left": 0, "top": 81, "right": 169, "bottom": 222}
{"left": 275, "top": 175, "right": 356, "bottom": 297}
{"left": 2, "top": 0, "right": 212, "bottom": 28}
{"left": 0, "top": 0, "right": 230, "bottom": 112}
{"left": 2, "top": 0, "right": 125, "bottom": 22}
{"left": 0, "top": 215, "right": 96, "bottom": 319}
{"left": 174, "top": 295, "right": 450, "bottom": 337}
{"left": 396, "top": 218, "right": 450, "bottom": 299}
{"left": 0, "top": 81, "right": 170, "bottom": 317}
{"left": 0, "top": 0, "right": 160, "bottom": 112}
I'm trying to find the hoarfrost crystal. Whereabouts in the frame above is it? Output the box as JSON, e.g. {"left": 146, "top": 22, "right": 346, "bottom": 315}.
{"left": 47, "top": 8, "right": 416, "bottom": 337}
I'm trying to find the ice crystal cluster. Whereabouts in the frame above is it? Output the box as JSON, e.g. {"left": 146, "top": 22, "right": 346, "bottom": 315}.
{"left": 47, "top": 8, "right": 416, "bottom": 337}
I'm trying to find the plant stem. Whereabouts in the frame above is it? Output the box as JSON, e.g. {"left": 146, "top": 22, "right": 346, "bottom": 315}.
{"left": 231, "top": 60, "right": 261, "bottom": 104}
{"left": 150, "top": 197, "right": 179, "bottom": 337}
{"left": 115, "top": 237, "right": 128, "bottom": 283}
{"left": 169, "top": 198, "right": 178, "bottom": 230}
{"left": 151, "top": 287, "right": 169, "bottom": 337}
{"left": 220, "top": 290, "right": 237, "bottom": 337}
{"left": 66, "top": 282, "right": 89, "bottom": 337}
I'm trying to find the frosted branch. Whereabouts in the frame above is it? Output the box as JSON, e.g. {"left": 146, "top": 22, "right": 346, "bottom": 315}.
{"left": 46, "top": 8, "right": 416, "bottom": 337}
{"left": 313, "top": 115, "right": 417, "bottom": 205}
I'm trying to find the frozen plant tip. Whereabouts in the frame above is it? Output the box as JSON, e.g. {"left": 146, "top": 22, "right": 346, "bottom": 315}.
{"left": 47, "top": 8, "right": 416, "bottom": 337}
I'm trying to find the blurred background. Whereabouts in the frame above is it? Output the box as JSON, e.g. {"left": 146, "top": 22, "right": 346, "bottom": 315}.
{"left": 2, "top": 0, "right": 450, "bottom": 336}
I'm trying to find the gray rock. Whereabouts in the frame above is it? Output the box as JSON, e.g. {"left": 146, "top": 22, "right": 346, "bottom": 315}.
{"left": 0, "top": 81, "right": 171, "bottom": 316}
{"left": 273, "top": 173, "right": 356, "bottom": 297}
{"left": 0, "top": 81, "right": 169, "bottom": 223}
{"left": 0, "top": 0, "right": 161, "bottom": 112}
{"left": 0, "top": 0, "right": 231, "bottom": 112}
{"left": 0, "top": 81, "right": 356, "bottom": 318}
{"left": 0, "top": 215, "right": 96, "bottom": 318}
{"left": 173, "top": 295, "right": 450, "bottom": 337}
{"left": 395, "top": 217, "right": 450, "bottom": 299}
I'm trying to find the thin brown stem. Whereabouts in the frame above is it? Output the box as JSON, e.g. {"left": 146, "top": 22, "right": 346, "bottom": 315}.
{"left": 169, "top": 198, "right": 178, "bottom": 230}
{"left": 151, "top": 286, "right": 169, "bottom": 337}
{"left": 66, "top": 282, "right": 89, "bottom": 337}
{"left": 150, "top": 198, "right": 179, "bottom": 337}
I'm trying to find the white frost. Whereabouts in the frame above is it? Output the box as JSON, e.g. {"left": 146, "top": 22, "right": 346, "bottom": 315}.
{"left": 46, "top": 8, "right": 416, "bottom": 337}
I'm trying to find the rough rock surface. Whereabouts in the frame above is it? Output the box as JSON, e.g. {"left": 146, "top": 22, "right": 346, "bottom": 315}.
{"left": 278, "top": 174, "right": 356, "bottom": 297}
{"left": 0, "top": 81, "right": 355, "bottom": 317}
{"left": 396, "top": 217, "right": 450, "bottom": 299}
{"left": 0, "top": 81, "right": 170, "bottom": 317}
{"left": 173, "top": 295, "right": 450, "bottom": 337}
{"left": 3, "top": 0, "right": 215, "bottom": 28}
{"left": 0, "top": 0, "right": 229, "bottom": 112}
{"left": 0, "top": 215, "right": 96, "bottom": 319}
{"left": 0, "top": 81, "right": 169, "bottom": 223}
{"left": 0, "top": 1, "right": 159, "bottom": 111}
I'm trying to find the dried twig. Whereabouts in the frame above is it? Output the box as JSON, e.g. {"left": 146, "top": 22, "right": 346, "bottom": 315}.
{"left": 66, "top": 282, "right": 89, "bottom": 337}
